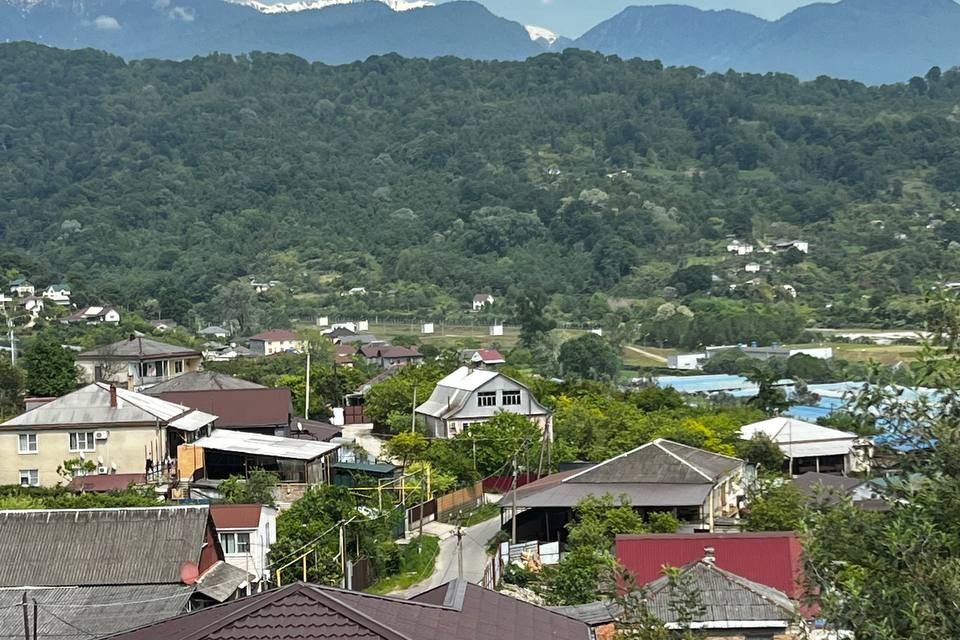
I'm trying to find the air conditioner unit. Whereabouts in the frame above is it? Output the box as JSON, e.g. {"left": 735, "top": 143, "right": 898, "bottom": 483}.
{"left": 94, "top": 431, "right": 109, "bottom": 440}
{"left": 97, "top": 465, "right": 108, "bottom": 475}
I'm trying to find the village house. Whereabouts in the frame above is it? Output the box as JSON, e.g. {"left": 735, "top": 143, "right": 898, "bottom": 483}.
{"left": 415, "top": 366, "right": 552, "bottom": 439}
{"left": 203, "top": 342, "right": 255, "bottom": 362}
{"left": 358, "top": 343, "right": 424, "bottom": 368}
{"left": 199, "top": 325, "right": 229, "bottom": 339}
{"left": 0, "top": 382, "right": 217, "bottom": 487}
{"left": 8, "top": 277, "right": 34, "bottom": 297}
{"left": 726, "top": 240, "right": 755, "bottom": 256}
{"left": 0, "top": 505, "right": 250, "bottom": 640}
{"left": 248, "top": 329, "right": 304, "bottom": 355}
{"left": 462, "top": 348, "right": 507, "bottom": 366}
{"left": 76, "top": 336, "right": 202, "bottom": 390}
{"left": 210, "top": 503, "right": 278, "bottom": 590}
{"left": 472, "top": 293, "right": 495, "bottom": 311}
{"left": 642, "top": 548, "right": 801, "bottom": 639}
{"left": 40, "top": 283, "right": 71, "bottom": 305}
{"left": 740, "top": 416, "right": 873, "bottom": 475}
{"left": 100, "top": 579, "right": 589, "bottom": 640}
{"left": 770, "top": 239, "right": 809, "bottom": 254}
{"left": 63, "top": 304, "right": 122, "bottom": 324}
{"left": 149, "top": 318, "right": 177, "bottom": 332}
{"left": 335, "top": 343, "right": 356, "bottom": 366}
{"left": 509, "top": 440, "right": 745, "bottom": 542}
{"left": 19, "top": 295, "right": 43, "bottom": 322}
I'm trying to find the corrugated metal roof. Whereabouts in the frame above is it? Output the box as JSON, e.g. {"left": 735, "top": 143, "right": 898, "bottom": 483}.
{"left": 66, "top": 473, "right": 146, "bottom": 493}
{"left": 78, "top": 337, "right": 200, "bottom": 360}
{"left": 168, "top": 409, "right": 219, "bottom": 433}
{"left": 195, "top": 561, "right": 250, "bottom": 603}
{"left": 0, "top": 383, "right": 198, "bottom": 428}
{"left": 0, "top": 584, "right": 192, "bottom": 640}
{"left": 548, "top": 602, "right": 622, "bottom": 625}
{"left": 193, "top": 429, "right": 339, "bottom": 461}
{"left": 740, "top": 417, "right": 857, "bottom": 444}
{"left": 434, "top": 367, "right": 499, "bottom": 392}
{"left": 513, "top": 482, "right": 712, "bottom": 509}
{"left": 155, "top": 388, "right": 291, "bottom": 429}
{"left": 210, "top": 504, "right": 267, "bottom": 530}
{"left": 143, "top": 372, "right": 265, "bottom": 394}
{"left": 0, "top": 506, "right": 210, "bottom": 587}
{"left": 644, "top": 560, "right": 794, "bottom": 626}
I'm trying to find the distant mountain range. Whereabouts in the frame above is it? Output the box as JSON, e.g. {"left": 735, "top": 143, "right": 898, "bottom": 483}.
{"left": 579, "top": 0, "right": 960, "bottom": 84}
{"left": 2, "top": 0, "right": 960, "bottom": 83}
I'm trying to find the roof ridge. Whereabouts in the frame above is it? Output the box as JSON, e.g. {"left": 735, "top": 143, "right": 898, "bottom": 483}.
{"left": 652, "top": 440, "right": 713, "bottom": 482}
{"left": 657, "top": 438, "right": 744, "bottom": 463}
{"left": 562, "top": 441, "right": 658, "bottom": 483}
{"left": 302, "top": 585, "right": 415, "bottom": 640}
{"left": 701, "top": 562, "right": 795, "bottom": 613}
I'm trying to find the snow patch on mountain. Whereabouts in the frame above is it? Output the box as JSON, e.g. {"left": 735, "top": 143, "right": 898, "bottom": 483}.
{"left": 230, "top": 0, "right": 433, "bottom": 13}
{"left": 525, "top": 24, "right": 559, "bottom": 44}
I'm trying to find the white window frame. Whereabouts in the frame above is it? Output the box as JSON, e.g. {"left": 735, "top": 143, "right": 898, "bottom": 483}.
{"left": 502, "top": 390, "right": 522, "bottom": 406}
{"left": 17, "top": 433, "right": 38, "bottom": 454}
{"left": 476, "top": 392, "right": 497, "bottom": 408}
{"left": 174, "top": 359, "right": 184, "bottom": 374}
{"left": 19, "top": 469, "right": 39, "bottom": 487}
{"left": 219, "top": 532, "right": 252, "bottom": 554}
{"left": 69, "top": 431, "right": 96, "bottom": 452}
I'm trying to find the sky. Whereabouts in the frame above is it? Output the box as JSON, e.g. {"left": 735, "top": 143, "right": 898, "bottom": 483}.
{"left": 441, "top": 0, "right": 838, "bottom": 37}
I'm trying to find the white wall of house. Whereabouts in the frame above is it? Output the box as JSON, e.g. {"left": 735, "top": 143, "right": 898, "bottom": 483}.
{"left": 667, "top": 354, "right": 705, "bottom": 370}
{"left": 218, "top": 508, "right": 278, "bottom": 584}
{"left": 1, "top": 425, "right": 164, "bottom": 487}
{"left": 77, "top": 356, "right": 202, "bottom": 387}
{"left": 251, "top": 339, "right": 303, "bottom": 356}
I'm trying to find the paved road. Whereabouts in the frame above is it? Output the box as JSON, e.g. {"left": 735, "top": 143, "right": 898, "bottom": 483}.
{"left": 624, "top": 345, "right": 667, "bottom": 363}
{"left": 392, "top": 514, "right": 504, "bottom": 598}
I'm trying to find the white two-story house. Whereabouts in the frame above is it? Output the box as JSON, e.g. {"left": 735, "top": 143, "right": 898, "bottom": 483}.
{"left": 210, "top": 504, "right": 277, "bottom": 590}
{"left": 41, "top": 284, "right": 71, "bottom": 305}
{"left": 415, "top": 366, "right": 551, "bottom": 439}
{"left": 248, "top": 330, "right": 304, "bottom": 356}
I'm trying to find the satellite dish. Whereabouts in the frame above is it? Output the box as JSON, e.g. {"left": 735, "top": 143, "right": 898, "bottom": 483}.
{"left": 78, "top": 451, "right": 85, "bottom": 460}
{"left": 97, "top": 456, "right": 104, "bottom": 464}
{"left": 111, "top": 462, "right": 118, "bottom": 471}
{"left": 297, "top": 422, "right": 303, "bottom": 432}
{"left": 180, "top": 562, "right": 200, "bottom": 585}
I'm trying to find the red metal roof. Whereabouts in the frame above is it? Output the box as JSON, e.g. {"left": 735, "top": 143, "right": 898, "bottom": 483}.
{"left": 615, "top": 532, "right": 804, "bottom": 599}
{"left": 210, "top": 504, "right": 264, "bottom": 530}
{"left": 67, "top": 473, "right": 146, "bottom": 493}
{"left": 155, "top": 388, "right": 291, "bottom": 428}
{"left": 249, "top": 329, "right": 299, "bottom": 342}
{"left": 475, "top": 349, "right": 505, "bottom": 362}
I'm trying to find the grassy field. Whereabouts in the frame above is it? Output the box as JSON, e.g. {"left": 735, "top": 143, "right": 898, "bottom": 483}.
{"left": 827, "top": 343, "right": 925, "bottom": 365}
{"left": 365, "top": 535, "right": 440, "bottom": 595}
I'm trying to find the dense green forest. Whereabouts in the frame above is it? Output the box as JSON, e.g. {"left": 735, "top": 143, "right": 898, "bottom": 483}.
{"left": 3, "top": 44, "right": 960, "bottom": 341}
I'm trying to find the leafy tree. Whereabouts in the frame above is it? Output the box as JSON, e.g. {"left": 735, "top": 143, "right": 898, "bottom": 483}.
{"left": 515, "top": 291, "right": 557, "bottom": 349}
{"left": 668, "top": 265, "right": 713, "bottom": 295}
{"left": 453, "top": 413, "right": 542, "bottom": 477}
{"left": 734, "top": 433, "right": 785, "bottom": 472}
{"left": 22, "top": 334, "right": 78, "bottom": 397}
{"left": 558, "top": 333, "right": 621, "bottom": 381}
{"left": 363, "top": 360, "right": 453, "bottom": 429}
{"left": 0, "top": 357, "right": 24, "bottom": 419}
{"left": 744, "top": 478, "right": 804, "bottom": 532}
{"left": 382, "top": 431, "right": 429, "bottom": 468}
{"left": 57, "top": 457, "right": 97, "bottom": 481}
{"left": 646, "top": 511, "right": 681, "bottom": 534}
{"left": 745, "top": 367, "right": 789, "bottom": 415}
{"left": 218, "top": 469, "right": 280, "bottom": 507}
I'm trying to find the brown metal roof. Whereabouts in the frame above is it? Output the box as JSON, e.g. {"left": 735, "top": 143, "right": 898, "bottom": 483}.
{"left": 67, "top": 473, "right": 146, "bottom": 493}
{"left": 210, "top": 504, "right": 265, "bottom": 530}
{"left": 103, "top": 580, "right": 590, "bottom": 640}
{"left": 0, "top": 506, "right": 211, "bottom": 587}
{"left": 359, "top": 344, "right": 422, "bottom": 359}
{"left": 249, "top": 329, "right": 299, "bottom": 342}
{"left": 153, "top": 388, "right": 291, "bottom": 428}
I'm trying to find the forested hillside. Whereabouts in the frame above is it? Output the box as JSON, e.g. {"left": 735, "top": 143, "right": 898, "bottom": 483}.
{"left": 3, "top": 44, "right": 960, "bottom": 339}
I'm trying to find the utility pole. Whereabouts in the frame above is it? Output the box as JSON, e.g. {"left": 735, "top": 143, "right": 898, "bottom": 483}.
{"left": 21, "top": 592, "right": 28, "bottom": 640}
{"left": 304, "top": 343, "right": 311, "bottom": 419}
{"left": 410, "top": 386, "right": 418, "bottom": 433}
{"left": 511, "top": 453, "right": 518, "bottom": 544}
{"left": 338, "top": 523, "right": 347, "bottom": 589}
{"left": 456, "top": 524, "right": 464, "bottom": 580}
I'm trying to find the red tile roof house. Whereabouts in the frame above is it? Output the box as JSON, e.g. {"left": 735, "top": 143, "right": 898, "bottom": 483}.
{"left": 102, "top": 579, "right": 591, "bottom": 640}
{"left": 615, "top": 532, "right": 806, "bottom": 601}
{"left": 210, "top": 504, "right": 278, "bottom": 590}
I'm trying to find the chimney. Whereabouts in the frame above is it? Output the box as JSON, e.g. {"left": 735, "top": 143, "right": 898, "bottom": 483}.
{"left": 109, "top": 384, "right": 117, "bottom": 408}
{"left": 703, "top": 547, "right": 716, "bottom": 564}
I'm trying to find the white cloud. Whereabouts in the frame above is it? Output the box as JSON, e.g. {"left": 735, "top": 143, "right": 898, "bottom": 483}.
{"left": 170, "top": 6, "right": 196, "bottom": 21}
{"left": 93, "top": 15, "right": 121, "bottom": 30}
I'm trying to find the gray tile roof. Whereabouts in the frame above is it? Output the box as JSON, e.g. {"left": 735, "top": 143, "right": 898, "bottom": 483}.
{"left": 78, "top": 337, "right": 200, "bottom": 360}
{"left": 143, "top": 371, "right": 265, "bottom": 394}
{"left": 548, "top": 602, "right": 622, "bottom": 626}
{"left": 0, "top": 383, "right": 200, "bottom": 428}
{"left": 644, "top": 560, "right": 795, "bottom": 627}
{"left": 0, "top": 506, "right": 210, "bottom": 587}
{"left": 791, "top": 472, "right": 865, "bottom": 498}
{"left": 513, "top": 482, "right": 713, "bottom": 509}
{"left": 566, "top": 439, "right": 742, "bottom": 485}
{"left": 0, "top": 584, "right": 192, "bottom": 640}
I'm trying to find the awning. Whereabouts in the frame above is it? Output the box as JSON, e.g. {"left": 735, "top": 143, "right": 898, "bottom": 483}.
{"left": 168, "top": 409, "right": 218, "bottom": 432}
{"left": 193, "top": 429, "right": 340, "bottom": 461}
